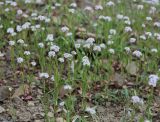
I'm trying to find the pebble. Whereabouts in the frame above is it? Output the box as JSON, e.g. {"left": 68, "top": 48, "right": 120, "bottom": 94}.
{"left": 47, "top": 112, "right": 54, "bottom": 118}
{"left": 0, "top": 106, "right": 5, "bottom": 113}
{"left": 28, "top": 101, "right": 35, "bottom": 107}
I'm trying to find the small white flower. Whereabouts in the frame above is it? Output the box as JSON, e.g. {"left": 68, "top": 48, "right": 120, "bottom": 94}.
{"left": 124, "top": 26, "right": 132, "bottom": 32}
{"left": 0, "top": 51, "right": 5, "bottom": 57}
{"left": 71, "top": 51, "right": 77, "bottom": 55}
{"left": 45, "top": 18, "right": 51, "bottom": 23}
{"left": 99, "top": 16, "right": 112, "bottom": 22}
{"left": 23, "top": 44, "right": 28, "bottom": 47}
{"left": 154, "top": 22, "right": 160, "bottom": 27}
{"left": 11, "top": 1, "right": 17, "bottom": 6}
{"left": 68, "top": 9, "right": 75, "bottom": 13}
{"left": 108, "top": 48, "right": 115, "bottom": 54}
{"left": 7, "top": 28, "right": 14, "bottom": 34}
{"left": 107, "top": 40, "right": 114, "bottom": 45}
{"left": 17, "top": 57, "right": 24, "bottom": 63}
{"left": 157, "top": 35, "right": 160, "bottom": 41}
{"left": 39, "top": 73, "right": 49, "bottom": 79}
{"left": 137, "top": 5, "right": 144, "bottom": 10}
{"left": 25, "top": 0, "right": 31, "bottom": 3}
{"left": 100, "top": 43, "right": 106, "bottom": 49}
{"left": 83, "top": 43, "right": 91, "bottom": 49}
{"left": 55, "top": 3, "right": 61, "bottom": 7}
{"left": 151, "top": 48, "right": 158, "bottom": 53}
{"left": 61, "top": 26, "right": 69, "bottom": 33}
{"left": 50, "top": 45, "right": 60, "bottom": 52}
{"left": 145, "top": 32, "right": 152, "bottom": 37}
{"left": 16, "top": 25, "right": 22, "bottom": 32}
{"left": 84, "top": 6, "right": 93, "bottom": 12}
{"left": 149, "top": 74, "right": 159, "bottom": 87}
{"left": 22, "top": 14, "right": 29, "bottom": 18}
{"left": 59, "top": 101, "right": 65, "bottom": 106}
{"left": 124, "top": 47, "right": 131, "bottom": 53}
{"left": 5, "top": 8, "right": 10, "bottom": 12}
{"left": 8, "top": 40, "right": 15, "bottom": 46}
{"left": 142, "top": 24, "right": 146, "bottom": 28}
{"left": 95, "top": 5, "right": 103, "bottom": 10}
{"left": 133, "top": 50, "right": 142, "bottom": 58}
{"left": 140, "top": 35, "right": 147, "bottom": 40}
{"left": 109, "top": 29, "right": 116, "bottom": 35}
{"left": 24, "top": 51, "right": 31, "bottom": 55}
{"left": 145, "top": 120, "right": 151, "bottom": 122}
{"left": 17, "top": 9, "right": 23, "bottom": 15}
{"left": 64, "top": 84, "right": 72, "bottom": 90}
{"left": 48, "top": 51, "right": 56, "bottom": 57}
{"left": 149, "top": 6, "right": 156, "bottom": 14}
{"left": 0, "top": 2, "right": 4, "bottom": 5}
{"left": 38, "top": 43, "right": 44, "bottom": 48}
{"left": 117, "top": 14, "right": 124, "bottom": 20}
{"left": 46, "top": 34, "right": 54, "bottom": 41}
{"left": 17, "top": 39, "right": 24, "bottom": 44}
{"left": 106, "top": 1, "right": 115, "bottom": 6}
{"left": 143, "top": 0, "right": 159, "bottom": 5}
{"left": 35, "top": 24, "right": 41, "bottom": 29}
{"left": 38, "top": 15, "right": 46, "bottom": 21}
{"left": 31, "top": 13, "right": 37, "bottom": 17}
{"left": 82, "top": 56, "right": 90, "bottom": 66}
{"left": 93, "top": 45, "right": 101, "bottom": 52}
{"left": 146, "top": 16, "right": 152, "bottom": 21}
{"left": 154, "top": 33, "right": 160, "bottom": 37}
{"left": 85, "top": 107, "right": 96, "bottom": 114}
{"left": 124, "top": 20, "right": 131, "bottom": 25}
{"left": 86, "top": 38, "right": 95, "bottom": 44}
{"left": 75, "top": 43, "right": 81, "bottom": 48}
{"left": 22, "top": 22, "right": 31, "bottom": 29}
{"left": 11, "top": 32, "right": 17, "bottom": 36}
{"left": 58, "top": 57, "right": 64, "bottom": 63}
{"left": 129, "top": 38, "right": 136, "bottom": 43}
{"left": 51, "top": 75, "right": 54, "bottom": 81}
{"left": 131, "top": 96, "right": 143, "bottom": 104}
{"left": 66, "top": 32, "right": 72, "bottom": 37}
{"left": 36, "top": 0, "right": 44, "bottom": 4}
{"left": 70, "top": 3, "right": 77, "bottom": 8}
{"left": 64, "top": 53, "right": 73, "bottom": 59}
{"left": 31, "top": 61, "right": 36, "bottom": 66}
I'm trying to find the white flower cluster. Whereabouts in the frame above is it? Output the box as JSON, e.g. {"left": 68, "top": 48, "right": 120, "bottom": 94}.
{"left": 99, "top": 15, "right": 112, "bottom": 22}
{"left": 132, "top": 50, "right": 142, "bottom": 58}
{"left": 17, "top": 57, "right": 24, "bottom": 63}
{"left": 39, "top": 73, "right": 49, "bottom": 79}
{"left": 85, "top": 107, "right": 96, "bottom": 114}
{"left": 131, "top": 96, "right": 144, "bottom": 104}
{"left": 46, "top": 34, "right": 54, "bottom": 41}
{"left": 82, "top": 56, "right": 90, "bottom": 66}
{"left": 148, "top": 74, "right": 159, "bottom": 87}
{"left": 64, "top": 84, "right": 72, "bottom": 90}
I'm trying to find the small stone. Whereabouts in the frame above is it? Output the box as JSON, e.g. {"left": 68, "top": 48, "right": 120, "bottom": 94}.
{"left": 96, "top": 106, "right": 105, "bottom": 113}
{"left": 47, "top": 112, "right": 54, "bottom": 118}
{"left": 34, "top": 120, "right": 43, "bottom": 122}
{"left": 56, "top": 117, "right": 66, "bottom": 122}
{"left": 0, "top": 86, "right": 13, "bottom": 102}
{"left": 0, "top": 106, "right": 5, "bottom": 113}
{"left": 12, "top": 96, "right": 23, "bottom": 105}
{"left": 28, "top": 101, "right": 35, "bottom": 107}
{"left": 17, "top": 111, "right": 31, "bottom": 122}
{"left": 126, "top": 62, "right": 138, "bottom": 76}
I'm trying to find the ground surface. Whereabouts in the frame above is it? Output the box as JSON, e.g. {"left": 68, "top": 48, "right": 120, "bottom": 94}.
{"left": 0, "top": 0, "right": 160, "bottom": 122}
